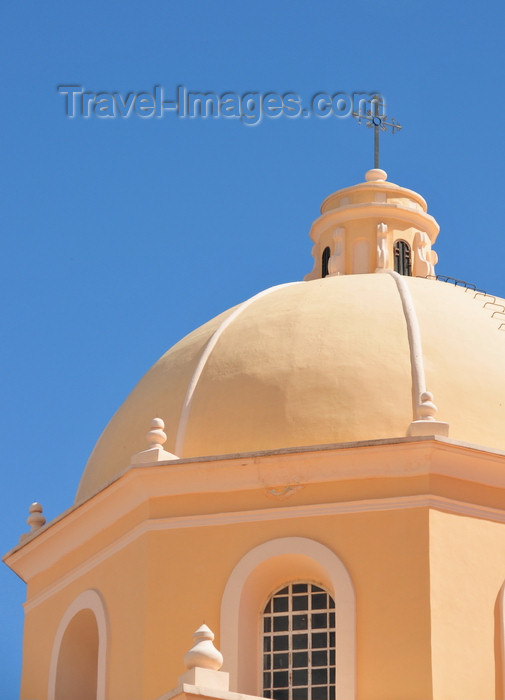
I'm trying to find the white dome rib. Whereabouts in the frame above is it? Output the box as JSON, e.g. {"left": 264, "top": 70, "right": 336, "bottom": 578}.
{"left": 174, "top": 281, "right": 303, "bottom": 456}
{"left": 381, "top": 269, "right": 427, "bottom": 421}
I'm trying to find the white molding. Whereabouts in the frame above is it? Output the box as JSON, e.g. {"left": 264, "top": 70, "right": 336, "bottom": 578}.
{"left": 47, "top": 589, "right": 108, "bottom": 700}
{"left": 24, "top": 494, "right": 505, "bottom": 613}
{"left": 321, "top": 182, "right": 428, "bottom": 214}
{"left": 380, "top": 270, "right": 449, "bottom": 435}
{"left": 12, "top": 438, "right": 505, "bottom": 587}
{"left": 310, "top": 202, "right": 439, "bottom": 244}
{"left": 11, "top": 437, "right": 505, "bottom": 572}
{"left": 220, "top": 538, "right": 356, "bottom": 700}
{"left": 499, "top": 580, "right": 505, "bottom": 696}
{"left": 175, "top": 281, "right": 301, "bottom": 456}
{"left": 156, "top": 682, "right": 265, "bottom": 700}
{"left": 379, "top": 269, "right": 426, "bottom": 419}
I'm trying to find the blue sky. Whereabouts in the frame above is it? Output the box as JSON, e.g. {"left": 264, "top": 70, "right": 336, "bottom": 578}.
{"left": 2, "top": 0, "right": 505, "bottom": 695}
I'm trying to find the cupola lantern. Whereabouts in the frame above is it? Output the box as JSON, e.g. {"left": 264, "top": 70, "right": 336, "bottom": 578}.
{"left": 305, "top": 169, "right": 439, "bottom": 280}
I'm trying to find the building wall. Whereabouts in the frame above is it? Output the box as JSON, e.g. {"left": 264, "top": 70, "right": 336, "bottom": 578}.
{"left": 12, "top": 442, "right": 505, "bottom": 700}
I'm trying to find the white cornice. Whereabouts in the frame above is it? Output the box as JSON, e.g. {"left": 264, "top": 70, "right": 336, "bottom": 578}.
{"left": 6, "top": 437, "right": 505, "bottom": 585}
{"left": 21, "top": 493, "right": 505, "bottom": 613}
{"left": 309, "top": 202, "right": 439, "bottom": 242}
{"left": 321, "top": 181, "right": 428, "bottom": 213}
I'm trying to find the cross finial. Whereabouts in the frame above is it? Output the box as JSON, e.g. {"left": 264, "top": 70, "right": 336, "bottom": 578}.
{"left": 353, "top": 95, "right": 402, "bottom": 169}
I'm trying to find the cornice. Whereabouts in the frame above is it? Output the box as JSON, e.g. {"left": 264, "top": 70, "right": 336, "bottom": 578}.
{"left": 5, "top": 437, "right": 505, "bottom": 585}
{"left": 310, "top": 202, "right": 440, "bottom": 242}
{"left": 321, "top": 181, "right": 428, "bottom": 214}
{"left": 20, "top": 493, "right": 505, "bottom": 612}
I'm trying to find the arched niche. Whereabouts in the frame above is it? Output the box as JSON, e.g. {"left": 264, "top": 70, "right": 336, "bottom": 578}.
{"left": 48, "top": 589, "right": 108, "bottom": 700}
{"left": 352, "top": 239, "right": 369, "bottom": 274}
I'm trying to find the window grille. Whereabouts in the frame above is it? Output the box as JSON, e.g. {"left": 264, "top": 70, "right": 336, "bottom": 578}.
{"left": 394, "top": 240, "right": 412, "bottom": 276}
{"left": 262, "top": 583, "right": 336, "bottom": 700}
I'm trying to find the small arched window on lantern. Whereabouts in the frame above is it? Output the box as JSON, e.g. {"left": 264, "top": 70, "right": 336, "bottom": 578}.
{"left": 322, "top": 248, "right": 331, "bottom": 278}
{"left": 394, "top": 240, "right": 412, "bottom": 276}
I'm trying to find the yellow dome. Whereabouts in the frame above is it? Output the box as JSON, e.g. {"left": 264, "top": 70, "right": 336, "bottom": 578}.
{"left": 76, "top": 273, "right": 505, "bottom": 503}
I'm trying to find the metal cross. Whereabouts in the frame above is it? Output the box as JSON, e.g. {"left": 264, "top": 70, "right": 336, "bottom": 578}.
{"left": 352, "top": 96, "right": 402, "bottom": 169}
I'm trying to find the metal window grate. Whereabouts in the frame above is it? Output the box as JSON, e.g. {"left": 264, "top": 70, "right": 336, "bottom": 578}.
{"left": 394, "top": 240, "right": 411, "bottom": 276}
{"left": 262, "top": 583, "right": 336, "bottom": 700}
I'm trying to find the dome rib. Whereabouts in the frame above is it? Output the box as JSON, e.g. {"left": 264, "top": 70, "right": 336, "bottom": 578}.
{"left": 382, "top": 270, "right": 429, "bottom": 421}
{"left": 80, "top": 274, "right": 505, "bottom": 503}
{"left": 174, "top": 282, "right": 302, "bottom": 456}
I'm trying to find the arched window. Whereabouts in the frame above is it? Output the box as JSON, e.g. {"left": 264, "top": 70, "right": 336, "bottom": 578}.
{"left": 394, "top": 240, "right": 412, "bottom": 276}
{"left": 322, "top": 247, "right": 331, "bottom": 278}
{"left": 220, "top": 537, "right": 355, "bottom": 699}
{"left": 262, "top": 582, "right": 336, "bottom": 700}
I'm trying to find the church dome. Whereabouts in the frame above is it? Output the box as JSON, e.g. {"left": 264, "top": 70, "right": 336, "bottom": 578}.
{"left": 76, "top": 171, "right": 505, "bottom": 503}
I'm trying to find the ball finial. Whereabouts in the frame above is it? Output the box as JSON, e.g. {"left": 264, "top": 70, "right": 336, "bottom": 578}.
{"left": 418, "top": 391, "right": 437, "bottom": 421}
{"left": 184, "top": 624, "right": 223, "bottom": 671}
{"left": 27, "top": 502, "right": 46, "bottom": 532}
{"left": 146, "top": 417, "right": 167, "bottom": 448}
{"left": 130, "top": 416, "right": 178, "bottom": 464}
{"left": 365, "top": 168, "right": 387, "bottom": 182}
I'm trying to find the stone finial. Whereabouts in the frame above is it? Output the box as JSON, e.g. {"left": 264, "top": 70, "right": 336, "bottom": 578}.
{"left": 417, "top": 392, "right": 437, "bottom": 421}
{"left": 165, "top": 623, "right": 229, "bottom": 699}
{"left": 365, "top": 168, "right": 387, "bottom": 182}
{"left": 146, "top": 417, "right": 167, "bottom": 447}
{"left": 130, "top": 417, "right": 178, "bottom": 465}
{"left": 27, "top": 502, "right": 46, "bottom": 532}
{"left": 408, "top": 391, "right": 449, "bottom": 437}
{"left": 184, "top": 624, "right": 223, "bottom": 671}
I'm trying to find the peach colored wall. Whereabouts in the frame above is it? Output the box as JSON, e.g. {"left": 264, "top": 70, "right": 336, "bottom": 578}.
{"left": 314, "top": 218, "right": 422, "bottom": 278}
{"left": 21, "top": 537, "right": 149, "bottom": 700}
{"left": 26, "top": 503, "right": 149, "bottom": 597}
{"left": 12, "top": 440, "right": 505, "bottom": 700}
{"left": 21, "top": 507, "right": 432, "bottom": 700}
{"left": 320, "top": 182, "right": 427, "bottom": 215}
{"left": 429, "top": 510, "right": 505, "bottom": 700}
{"left": 141, "top": 509, "right": 432, "bottom": 700}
